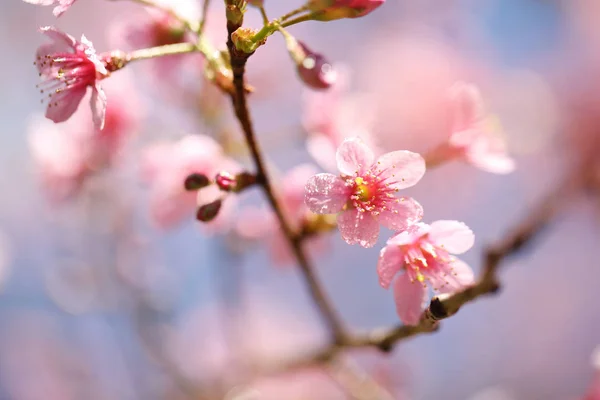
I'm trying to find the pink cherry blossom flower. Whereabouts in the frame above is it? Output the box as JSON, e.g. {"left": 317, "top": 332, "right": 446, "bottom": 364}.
{"left": 141, "top": 135, "right": 238, "bottom": 230}
{"left": 303, "top": 67, "right": 377, "bottom": 172}
{"left": 237, "top": 165, "right": 331, "bottom": 266}
{"left": 22, "top": 0, "right": 76, "bottom": 17}
{"left": 305, "top": 138, "right": 425, "bottom": 248}
{"left": 35, "top": 27, "right": 108, "bottom": 130}
{"left": 443, "top": 82, "right": 515, "bottom": 174}
{"left": 377, "top": 221, "right": 475, "bottom": 325}
{"left": 308, "top": 0, "right": 385, "bottom": 20}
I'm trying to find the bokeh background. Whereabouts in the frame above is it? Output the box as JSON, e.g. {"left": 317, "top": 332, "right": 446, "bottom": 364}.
{"left": 0, "top": 0, "right": 599, "bottom": 399}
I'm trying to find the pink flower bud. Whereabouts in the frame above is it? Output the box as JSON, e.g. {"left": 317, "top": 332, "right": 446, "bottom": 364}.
{"left": 284, "top": 34, "right": 336, "bottom": 90}
{"left": 196, "top": 199, "right": 223, "bottom": 222}
{"left": 215, "top": 171, "right": 257, "bottom": 192}
{"left": 184, "top": 173, "right": 211, "bottom": 191}
{"left": 307, "top": 0, "right": 385, "bottom": 20}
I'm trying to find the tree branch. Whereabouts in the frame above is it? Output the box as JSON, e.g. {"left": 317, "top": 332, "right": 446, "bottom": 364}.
{"left": 225, "top": 14, "right": 347, "bottom": 344}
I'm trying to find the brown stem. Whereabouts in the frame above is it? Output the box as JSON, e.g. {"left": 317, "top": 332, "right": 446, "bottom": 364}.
{"left": 226, "top": 18, "right": 346, "bottom": 344}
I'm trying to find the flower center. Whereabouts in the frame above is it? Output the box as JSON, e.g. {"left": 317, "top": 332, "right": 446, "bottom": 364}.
{"left": 354, "top": 177, "right": 372, "bottom": 202}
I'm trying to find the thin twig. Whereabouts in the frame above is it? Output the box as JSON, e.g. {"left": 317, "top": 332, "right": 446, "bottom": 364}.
{"left": 198, "top": 0, "right": 212, "bottom": 36}
{"left": 225, "top": 13, "right": 347, "bottom": 344}
{"left": 127, "top": 42, "right": 198, "bottom": 62}
{"left": 112, "top": 0, "right": 198, "bottom": 31}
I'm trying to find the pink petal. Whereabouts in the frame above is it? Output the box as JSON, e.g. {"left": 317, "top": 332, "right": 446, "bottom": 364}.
{"left": 53, "top": 0, "right": 76, "bottom": 17}
{"left": 45, "top": 87, "right": 87, "bottom": 124}
{"left": 387, "top": 222, "right": 430, "bottom": 246}
{"left": 91, "top": 85, "right": 107, "bottom": 130}
{"left": 377, "top": 245, "right": 404, "bottom": 289}
{"left": 374, "top": 150, "right": 426, "bottom": 190}
{"left": 393, "top": 272, "right": 427, "bottom": 326}
{"left": 335, "top": 137, "right": 375, "bottom": 176}
{"left": 448, "top": 82, "right": 485, "bottom": 133}
{"left": 435, "top": 258, "right": 475, "bottom": 294}
{"left": 428, "top": 220, "right": 474, "bottom": 254}
{"left": 39, "top": 26, "right": 77, "bottom": 50}
{"left": 448, "top": 128, "right": 481, "bottom": 148}
{"left": 23, "top": 0, "right": 57, "bottom": 5}
{"left": 304, "top": 173, "right": 348, "bottom": 214}
{"left": 337, "top": 208, "right": 379, "bottom": 248}
{"left": 378, "top": 197, "right": 424, "bottom": 232}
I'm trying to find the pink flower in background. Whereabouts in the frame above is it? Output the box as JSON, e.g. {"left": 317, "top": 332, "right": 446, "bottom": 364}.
{"left": 305, "top": 137, "right": 425, "bottom": 248}
{"left": 22, "top": 0, "right": 76, "bottom": 17}
{"left": 237, "top": 165, "right": 330, "bottom": 266}
{"left": 581, "top": 346, "right": 600, "bottom": 400}
{"left": 303, "top": 68, "right": 378, "bottom": 172}
{"left": 308, "top": 0, "right": 385, "bottom": 20}
{"left": 35, "top": 27, "right": 108, "bottom": 129}
{"left": 377, "top": 221, "right": 475, "bottom": 325}
{"left": 445, "top": 82, "right": 515, "bottom": 174}
{"left": 141, "top": 135, "right": 238, "bottom": 230}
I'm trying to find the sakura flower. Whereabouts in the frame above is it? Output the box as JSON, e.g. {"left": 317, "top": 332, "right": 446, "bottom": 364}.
{"left": 141, "top": 135, "right": 238, "bottom": 230}
{"left": 377, "top": 221, "right": 475, "bottom": 325}
{"left": 308, "top": 0, "right": 385, "bottom": 20}
{"left": 237, "top": 165, "right": 332, "bottom": 266}
{"left": 22, "top": 0, "right": 76, "bottom": 17}
{"left": 439, "top": 82, "right": 515, "bottom": 174}
{"left": 305, "top": 138, "right": 425, "bottom": 248}
{"left": 303, "top": 67, "right": 377, "bottom": 172}
{"left": 35, "top": 27, "right": 108, "bottom": 129}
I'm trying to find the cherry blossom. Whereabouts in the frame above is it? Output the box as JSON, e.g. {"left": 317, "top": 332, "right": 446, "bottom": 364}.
{"left": 305, "top": 137, "right": 425, "bottom": 248}
{"left": 141, "top": 135, "right": 238, "bottom": 230}
{"left": 35, "top": 27, "right": 108, "bottom": 130}
{"left": 443, "top": 82, "right": 515, "bottom": 174}
{"left": 22, "top": 0, "right": 76, "bottom": 17}
{"left": 303, "top": 67, "right": 377, "bottom": 172}
{"left": 308, "top": 0, "right": 385, "bottom": 20}
{"left": 377, "top": 221, "right": 475, "bottom": 325}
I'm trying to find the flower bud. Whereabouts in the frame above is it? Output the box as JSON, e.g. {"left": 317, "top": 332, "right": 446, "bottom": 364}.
{"left": 196, "top": 199, "right": 223, "bottom": 222}
{"left": 283, "top": 33, "right": 336, "bottom": 90}
{"left": 307, "top": 0, "right": 384, "bottom": 20}
{"left": 215, "top": 171, "right": 257, "bottom": 192}
{"left": 184, "top": 173, "right": 211, "bottom": 191}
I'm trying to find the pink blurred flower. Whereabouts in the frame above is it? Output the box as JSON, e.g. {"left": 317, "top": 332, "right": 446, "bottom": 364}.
{"left": 377, "top": 221, "right": 475, "bottom": 325}
{"left": 442, "top": 82, "right": 515, "bottom": 174}
{"left": 35, "top": 27, "right": 108, "bottom": 129}
{"left": 308, "top": 0, "right": 385, "bottom": 20}
{"left": 141, "top": 135, "right": 238, "bottom": 230}
{"left": 305, "top": 137, "right": 425, "bottom": 248}
{"left": 237, "top": 164, "right": 330, "bottom": 266}
{"left": 582, "top": 346, "right": 600, "bottom": 400}
{"left": 22, "top": 0, "right": 76, "bottom": 17}
{"left": 303, "top": 68, "right": 377, "bottom": 172}
{"left": 28, "top": 82, "right": 140, "bottom": 203}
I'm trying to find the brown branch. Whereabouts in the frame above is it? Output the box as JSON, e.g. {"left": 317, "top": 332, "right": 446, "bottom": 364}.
{"left": 225, "top": 13, "right": 347, "bottom": 344}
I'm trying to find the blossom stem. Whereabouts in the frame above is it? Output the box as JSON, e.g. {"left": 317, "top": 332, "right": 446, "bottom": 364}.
{"left": 281, "top": 13, "right": 317, "bottom": 28}
{"left": 198, "top": 0, "right": 212, "bottom": 36}
{"left": 225, "top": 15, "right": 347, "bottom": 345}
{"left": 279, "top": 5, "right": 310, "bottom": 21}
{"left": 259, "top": 6, "right": 269, "bottom": 25}
{"left": 127, "top": 42, "right": 199, "bottom": 62}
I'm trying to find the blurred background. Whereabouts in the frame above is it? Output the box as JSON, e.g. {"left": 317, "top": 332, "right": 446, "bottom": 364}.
{"left": 0, "top": 0, "right": 599, "bottom": 399}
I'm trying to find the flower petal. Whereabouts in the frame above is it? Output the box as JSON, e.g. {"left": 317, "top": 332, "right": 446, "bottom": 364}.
{"left": 306, "top": 134, "right": 338, "bottom": 173}
{"left": 374, "top": 150, "right": 426, "bottom": 190}
{"left": 467, "top": 152, "right": 516, "bottom": 174}
{"left": 386, "top": 222, "right": 429, "bottom": 246}
{"left": 435, "top": 258, "right": 475, "bottom": 294}
{"left": 428, "top": 220, "right": 474, "bottom": 254}
{"left": 304, "top": 173, "right": 348, "bottom": 214}
{"left": 45, "top": 87, "right": 86, "bottom": 124}
{"left": 91, "top": 85, "right": 107, "bottom": 130}
{"left": 393, "top": 272, "right": 428, "bottom": 325}
{"left": 39, "top": 26, "right": 77, "bottom": 50}
{"left": 337, "top": 208, "right": 379, "bottom": 248}
{"left": 377, "top": 245, "right": 404, "bottom": 289}
{"left": 378, "top": 197, "right": 424, "bottom": 232}
{"left": 336, "top": 137, "right": 375, "bottom": 176}
{"left": 448, "top": 82, "right": 485, "bottom": 133}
